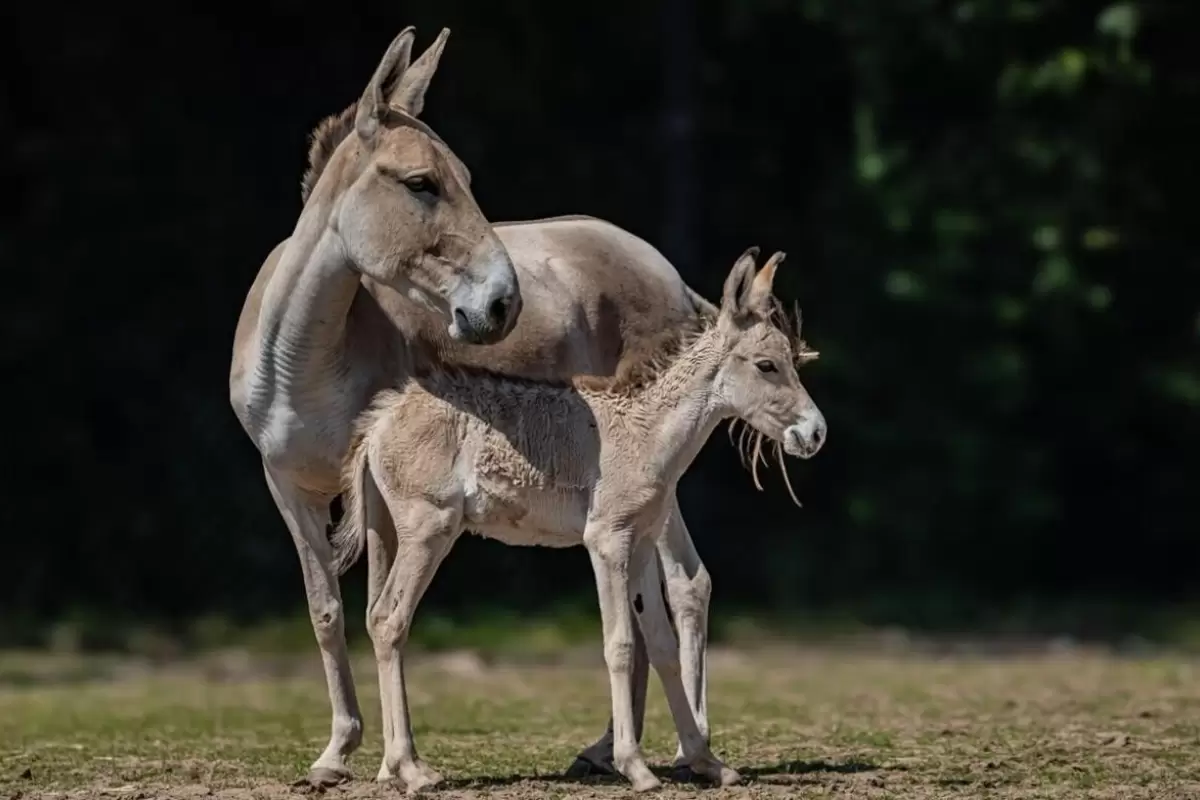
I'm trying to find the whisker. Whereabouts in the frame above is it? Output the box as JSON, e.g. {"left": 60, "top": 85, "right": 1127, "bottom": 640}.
{"left": 775, "top": 439, "right": 802, "bottom": 507}
{"left": 749, "top": 429, "right": 767, "bottom": 491}
{"left": 729, "top": 419, "right": 748, "bottom": 470}
{"left": 728, "top": 419, "right": 748, "bottom": 471}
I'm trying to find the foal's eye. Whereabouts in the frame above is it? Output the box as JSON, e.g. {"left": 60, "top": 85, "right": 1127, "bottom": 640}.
{"left": 755, "top": 359, "right": 778, "bottom": 374}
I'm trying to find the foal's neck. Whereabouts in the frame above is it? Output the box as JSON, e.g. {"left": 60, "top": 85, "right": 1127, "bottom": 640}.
{"left": 629, "top": 328, "right": 731, "bottom": 483}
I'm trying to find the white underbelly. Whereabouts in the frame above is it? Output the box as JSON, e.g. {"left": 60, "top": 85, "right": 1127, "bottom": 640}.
{"left": 464, "top": 481, "right": 588, "bottom": 548}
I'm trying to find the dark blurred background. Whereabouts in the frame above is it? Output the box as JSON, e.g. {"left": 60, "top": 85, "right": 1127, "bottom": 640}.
{"left": 6, "top": 1, "right": 1199, "bottom": 649}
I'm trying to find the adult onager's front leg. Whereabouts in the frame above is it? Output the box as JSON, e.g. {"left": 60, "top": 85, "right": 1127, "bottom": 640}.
{"left": 263, "top": 464, "right": 363, "bottom": 786}
{"left": 583, "top": 523, "right": 660, "bottom": 792}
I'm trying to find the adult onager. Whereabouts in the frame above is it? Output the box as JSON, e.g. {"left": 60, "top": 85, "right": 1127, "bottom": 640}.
{"left": 334, "top": 248, "right": 826, "bottom": 791}
{"left": 229, "top": 26, "right": 723, "bottom": 784}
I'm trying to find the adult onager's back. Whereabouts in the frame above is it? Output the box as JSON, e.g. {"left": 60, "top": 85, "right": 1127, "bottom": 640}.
{"left": 228, "top": 26, "right": 724, "bottom": 784}
{"left": 334, "top": 249, "right": 827, "bottom": 792}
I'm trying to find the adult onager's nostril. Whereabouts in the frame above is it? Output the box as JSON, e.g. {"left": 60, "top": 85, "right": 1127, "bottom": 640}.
{"left": 453, "top": 308, "right": 482, "bottom": 344}
{"left": 812, "top": 427, "right": 824, "bottom": 448}
{"left": 488, "top": 296, "right": 510, "bottom": 328}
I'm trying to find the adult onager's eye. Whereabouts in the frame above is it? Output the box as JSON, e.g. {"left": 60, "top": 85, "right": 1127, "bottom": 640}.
{"left": 755, "top": 359, "right": 778, "bottom": 374}
{"left": 404, "top": 175, "right": 439, "bottom": 197}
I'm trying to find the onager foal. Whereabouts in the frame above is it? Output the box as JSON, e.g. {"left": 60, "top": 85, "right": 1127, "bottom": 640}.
{"left": 333, "top": 248, "right": 827, "bottom": 792}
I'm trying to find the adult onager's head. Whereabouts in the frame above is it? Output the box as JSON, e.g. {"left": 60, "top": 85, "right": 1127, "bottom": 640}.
{"left": 314, "top": 28, "right": 521, "bottom": 344}
{"left": 711, "top": 248, "right": 826, "bottom": 460}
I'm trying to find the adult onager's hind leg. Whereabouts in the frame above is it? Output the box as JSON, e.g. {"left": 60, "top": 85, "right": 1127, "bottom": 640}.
{"left": 365, "top": 488, "right": 461, "bottom": 792}
{"left": 263, "top": 464, "right": 363, "bottom": 786}
{"left": 630, "top": 540, "right": 739, "bottom": 786}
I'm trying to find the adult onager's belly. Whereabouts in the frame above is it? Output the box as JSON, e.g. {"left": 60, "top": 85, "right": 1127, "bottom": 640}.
{"left": 463, "top": 478, "right": 589, "bottom": 548}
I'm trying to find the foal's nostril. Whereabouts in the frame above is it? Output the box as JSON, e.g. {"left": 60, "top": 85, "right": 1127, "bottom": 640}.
{"left": 488, "top": 296, "right": 510, "bottom": 327}
{"left": 812, "top": 427, "right": 824, "bottom": 447}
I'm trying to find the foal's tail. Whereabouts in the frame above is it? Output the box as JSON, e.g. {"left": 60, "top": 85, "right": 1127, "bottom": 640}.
{"left": 330, "top": 434, "right": 370, "bottom": 577}
{"left": 330, "top": 399, "right": 392, "bottom": 576}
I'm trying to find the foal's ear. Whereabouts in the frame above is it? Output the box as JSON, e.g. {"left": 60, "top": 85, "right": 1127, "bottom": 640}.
{"left": 745, "top": 250, "right": 785, "bottom": 316}
{"left": 356, "top": 27, "right": 417, "bottom": 141}
{"left": 721, "top": 247, "right": 760, "bottom": 317}
{"left": 390, "top": 28, "right": 451, "bottom": 117}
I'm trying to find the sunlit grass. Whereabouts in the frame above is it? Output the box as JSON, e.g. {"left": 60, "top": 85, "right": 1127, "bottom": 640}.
{"left": 3, "top": 647, "right": 1200, "bottom": 798}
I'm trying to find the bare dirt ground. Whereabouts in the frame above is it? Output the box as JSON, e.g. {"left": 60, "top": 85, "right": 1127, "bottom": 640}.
{"left": 2, "top": 645, "right": 1199, "bottom": 799}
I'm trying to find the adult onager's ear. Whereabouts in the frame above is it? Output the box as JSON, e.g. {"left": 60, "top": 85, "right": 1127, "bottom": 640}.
{"left": 356, "top": 27, "right": 417, "bottom": 141}
{"left": 390, "top": 28, "right": 451, "bottom": 117}
{"left": 721, "top": 246, "right": 760, "bottom": 317}
{"left": 745, "top": 251, "right": 786, "bottom": 316}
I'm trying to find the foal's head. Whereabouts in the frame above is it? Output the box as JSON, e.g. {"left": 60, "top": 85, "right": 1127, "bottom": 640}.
{"left": 318, "top": 28, "right": 522, "bottom": 344}
{"left": 709, "top": 248, "right": 826, "bottom": 461}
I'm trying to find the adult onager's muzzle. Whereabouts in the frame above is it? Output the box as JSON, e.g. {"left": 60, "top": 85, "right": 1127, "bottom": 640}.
{"left": 784, "top": 409, "right": 827, "bottom": 459}
{"left": 448, "top": 248, "right": 522, "bottom": 345}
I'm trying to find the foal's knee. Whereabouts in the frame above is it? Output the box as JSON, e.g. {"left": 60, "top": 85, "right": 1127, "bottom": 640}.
{"left": 309, "top": 599, "right": 346, "bottom": 649}
{"left": 366, "top": 606, "right": 406, "bottom": 652}
{"left": 604, "top": 635, "right": 636, "bottom": 676}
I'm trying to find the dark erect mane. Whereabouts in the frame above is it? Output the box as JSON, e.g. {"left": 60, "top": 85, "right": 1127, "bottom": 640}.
{"left": 300, "top": 104, "right": 357, "bottom": 204}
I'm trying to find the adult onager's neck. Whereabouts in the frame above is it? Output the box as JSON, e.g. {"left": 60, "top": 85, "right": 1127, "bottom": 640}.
{"left": 250, "top": 200, "right": 361, "bottom": 414}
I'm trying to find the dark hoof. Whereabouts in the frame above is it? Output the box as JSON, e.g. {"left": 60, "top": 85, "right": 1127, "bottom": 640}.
{"left": 565, "top": 756, "right": 617, "bottom": 779}
{"left": 668, "top": 764, "right": 705, "bottom": 784}
{"left": 307, "top": 767, "right": 352, "bottom": 788}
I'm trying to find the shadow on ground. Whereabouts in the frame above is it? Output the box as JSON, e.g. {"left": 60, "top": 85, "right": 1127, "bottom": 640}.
{"left": 396, "top": 758, "right": 883, "bottom": 792}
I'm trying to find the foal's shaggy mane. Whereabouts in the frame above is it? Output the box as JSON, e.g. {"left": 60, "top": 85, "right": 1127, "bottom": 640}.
{"left": 572, "top": 321, "right": 708, "bottom": 396}
{"left": 409, "top": 296, "right": 815, "bottom": 402}
{"left": 401, "top": 318, "right": 707, "bottom": 401}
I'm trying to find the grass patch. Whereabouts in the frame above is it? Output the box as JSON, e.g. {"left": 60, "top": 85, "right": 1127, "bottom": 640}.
{"left": 2, "top": 647, "right": 1200, "bottom": 798}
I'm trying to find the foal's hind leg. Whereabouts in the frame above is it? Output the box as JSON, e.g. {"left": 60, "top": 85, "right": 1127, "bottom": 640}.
{"left": 366, "top": 492, "right": 461, "bottom": 793}
{"left": 631, "top": 539, "right": 739, "bottom": 787}
{"left": 656, "top": 498, "right": 712, "bottom": 766}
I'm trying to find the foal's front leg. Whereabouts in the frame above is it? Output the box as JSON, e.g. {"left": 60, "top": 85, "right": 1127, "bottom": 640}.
{"left": 583, "top": 522, "right": 660, "bottom": 792}
{"left": 564, "top": 619, "right": 651, "bottom": 777}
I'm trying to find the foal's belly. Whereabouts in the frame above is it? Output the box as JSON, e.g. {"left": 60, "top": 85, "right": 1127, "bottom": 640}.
{"left": 463, "top": 480, "right": 588, "bottom": 548}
